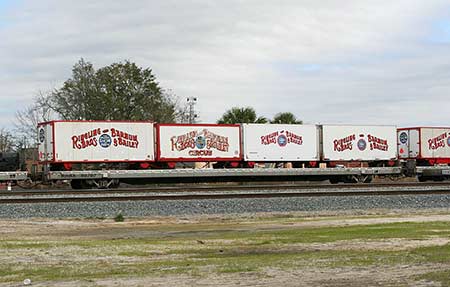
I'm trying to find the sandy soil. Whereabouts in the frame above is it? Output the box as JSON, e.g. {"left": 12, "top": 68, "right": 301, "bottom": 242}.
{"left": 2, "top": 209, "right": 450, "bottom": 238}
{"left": 2, "top": 209, "right": 450, "bottom": 287}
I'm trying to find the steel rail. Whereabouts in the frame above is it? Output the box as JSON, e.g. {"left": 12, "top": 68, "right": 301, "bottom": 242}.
{"left": 1, "top": 181, "right": 450, "bottom": 197}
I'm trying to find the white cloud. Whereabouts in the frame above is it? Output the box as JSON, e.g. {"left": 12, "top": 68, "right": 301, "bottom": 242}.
{"left": 0, "top": 0, "right": 449, "bottom": 128}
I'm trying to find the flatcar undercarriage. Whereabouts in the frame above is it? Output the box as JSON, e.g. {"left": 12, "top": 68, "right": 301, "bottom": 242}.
{"left": 0, "top": 164, "right": 449, "bottom": 189}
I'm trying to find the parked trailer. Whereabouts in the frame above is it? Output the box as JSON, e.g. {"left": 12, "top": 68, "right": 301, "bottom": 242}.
{"left": 320, "top": 125, "right": 397, "bottom": 183}
{"left": 398, "top": 127, "right": 450, "bottom": 164}
{"left": 242, "top": 124, "right": 319, "bottom": 163}
{"left": 156, "top": 124, "right": 242, "bottom": 165}
{"left": 398, "top": 127, "right": 450, "bottom": 182}
{"left": 37, "top": 121, "right": 156, "bottom": 188}
{"left": 38, "top": 121, "right": 155, "bottom": 164}
{"left": 321, "top": 125, "right": 397, "bottom": 162}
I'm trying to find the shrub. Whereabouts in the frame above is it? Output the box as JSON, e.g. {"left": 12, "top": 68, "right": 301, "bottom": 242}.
{"left": 114, "top": 213, "right": 124, "bottom": 222}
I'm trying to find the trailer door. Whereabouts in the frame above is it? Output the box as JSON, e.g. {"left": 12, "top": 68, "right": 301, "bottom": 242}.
{"left": 409, "top": 129, "right": 419, "bottom": 158}
{"left": 37, "top": 122, "right": 54, "bottom": 162}
{"left": 398, "top": 130, "right": 409, "bottom": 159}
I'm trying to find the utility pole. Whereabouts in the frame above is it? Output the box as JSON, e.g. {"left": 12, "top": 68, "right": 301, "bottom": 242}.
{"left": 186, "top": 97, "right": 198, "bottom": 123}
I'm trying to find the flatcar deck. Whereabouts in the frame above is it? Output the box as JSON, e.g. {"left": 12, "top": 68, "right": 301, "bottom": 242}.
{"left": 46, "top": 167, "right": 402, "bottom": 180}
{"left": 0, "top": 172, "right": 28, "bottom": 181}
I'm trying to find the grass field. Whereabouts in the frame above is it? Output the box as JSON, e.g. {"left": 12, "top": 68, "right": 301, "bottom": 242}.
{"left": 1, "top": 212, "right": 450, "bottom": 286}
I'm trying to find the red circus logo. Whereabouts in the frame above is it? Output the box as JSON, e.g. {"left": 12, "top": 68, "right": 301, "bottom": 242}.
{"left": 170, "top": 129, "right": 229, "bottom": 156}
{"left": 71, "top": 128, "right": 139, "bottom": 149}
{"left": 261, "top": 130, "right": 303, "bottom": 147}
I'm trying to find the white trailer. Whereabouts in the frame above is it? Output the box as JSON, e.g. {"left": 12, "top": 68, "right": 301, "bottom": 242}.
{"left": 156, "top": 124, "right": 242, "bottom": 161}
{"left": 321, "top": 125, "right": 397, "bottom": 161}
{"left": 242, "top": 124, "right": 319, "bottom": 161}
{"left": 398, "top": 127, "right": 450, "bottom": 163}
{"left": 37, "top": 121, "right": 155, "bottom": 164}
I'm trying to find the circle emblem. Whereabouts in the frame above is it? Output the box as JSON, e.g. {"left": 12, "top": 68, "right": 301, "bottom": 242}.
{"left": 399, "top": 132, "right": 408, "bottom": 144}
{"left": 357, "top": 139, "right": 367, "bottom": 151}
{"left": 39, "top": 129, "right": 45, "bottom": 143}
{"left": 195, "top": 135, "right": 206, "bottom": 149}
{"left": 447, "top": 137, "right": 450, "bottom": 147}
{"left": 277, "top": 135, "right": 287, "bottom": 147}
{"left": 99, "top": 134, "right": 112, "bottom": 148}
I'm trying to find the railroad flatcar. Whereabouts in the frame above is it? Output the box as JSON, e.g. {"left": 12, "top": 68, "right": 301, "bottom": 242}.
{"left": 2, "top": 121, "right": 450, "bottom": 189}
{"left": 21, "top": 121, "right": 450, "bottom": 188}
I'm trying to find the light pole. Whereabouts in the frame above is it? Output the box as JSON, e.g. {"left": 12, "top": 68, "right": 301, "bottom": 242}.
{"left": 187, "top": 97, "right": 197, "bottom": 123}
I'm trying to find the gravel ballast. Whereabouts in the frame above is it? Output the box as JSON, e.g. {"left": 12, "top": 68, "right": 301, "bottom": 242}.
{"left": 2, "top": 194, "right": 450, "bottom": 218}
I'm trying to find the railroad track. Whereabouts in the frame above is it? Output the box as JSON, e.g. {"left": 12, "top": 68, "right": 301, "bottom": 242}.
{"left": 1, "top": 182, "right": 450, "bottom": 204}
{"left": 2, "top": 181, "right": 450, "bottom": 196}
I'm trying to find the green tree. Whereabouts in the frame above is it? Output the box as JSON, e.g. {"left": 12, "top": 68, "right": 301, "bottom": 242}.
{"left": 51, "top": 59, "right": 98, "bottom": 120}
{"left": 217, "top": 107, "right": 268, "bottom": 124}
{"left": 50, "top": 59, "right": 176, "bottom": 122}
{"left": 271, "top": 112, "right": 302, "bottom": 124}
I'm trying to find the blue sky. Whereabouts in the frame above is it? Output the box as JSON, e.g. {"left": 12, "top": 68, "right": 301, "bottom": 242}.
{"left": 0, "top": 0, "right": 13, "bottom": 10}
{"left": 0, "top": 0, "right": 17, "bottom": 25}
{"left": 0, "top": 1, "right": 449, "bottom": 129}
{"left": 428, "top": 19, "right": 450, "bottom": 43}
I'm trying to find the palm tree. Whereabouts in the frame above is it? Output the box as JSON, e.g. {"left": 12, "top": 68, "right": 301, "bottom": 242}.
{"left": 217, "top": 107, "right": 268, "bottom": 124}
{"left": 271, "top": 112, "right": 302, "bottom": 124}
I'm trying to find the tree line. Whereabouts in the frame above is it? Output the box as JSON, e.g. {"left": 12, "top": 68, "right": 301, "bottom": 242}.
{"left": 4, "top": 59, "right": 302, "bottom": 152}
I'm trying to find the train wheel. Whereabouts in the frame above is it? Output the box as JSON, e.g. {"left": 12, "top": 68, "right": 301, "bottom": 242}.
{"left": 110, "top": 180, "right": 121, "bottom": 188}
{"left": 343, "top": 176, "right": 357, "bottom": 183}
{"left": 329, "top": 177, "right": 340, "bottom": 184}
{"left": 70, "top": 179, "right": 83, "bottom": 189}
{"left": 418, "top": 175, "right": 427, "bottom": 182}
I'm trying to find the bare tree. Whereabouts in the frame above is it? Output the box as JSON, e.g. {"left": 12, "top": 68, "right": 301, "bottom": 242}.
{"left": 15, "top": 91, "right": 55, "bottom": 147}
{"left": 0, "top": 128, "right": 15, "bottom": 152}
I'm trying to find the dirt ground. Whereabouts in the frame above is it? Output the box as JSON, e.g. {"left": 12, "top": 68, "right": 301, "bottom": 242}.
{"left": 2, "top": 209, "right": 450, "bottom": 287}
